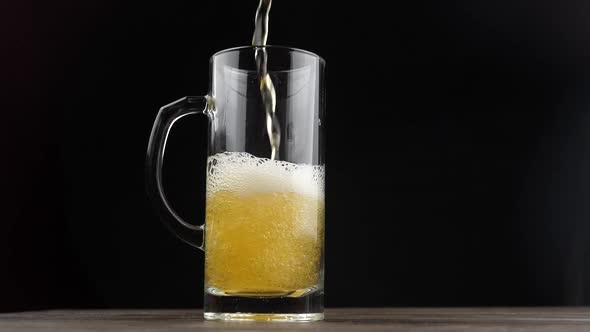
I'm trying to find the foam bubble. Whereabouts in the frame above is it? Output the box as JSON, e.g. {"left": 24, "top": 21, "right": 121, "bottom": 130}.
{"left": 207, "top": 152, "right": 325, "bottom": 198}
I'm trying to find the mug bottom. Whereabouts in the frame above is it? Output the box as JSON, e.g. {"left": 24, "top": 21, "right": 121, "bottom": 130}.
{"left": 203, "top": 312, "right": 324, "bottom": 322}
{"left": 203, "top": 288, "right": 324, "bottom": 322}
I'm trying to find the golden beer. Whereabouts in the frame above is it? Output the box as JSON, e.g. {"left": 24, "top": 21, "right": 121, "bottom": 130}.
{"left": 204, "top": 153, "right": 324, "bottom": 297}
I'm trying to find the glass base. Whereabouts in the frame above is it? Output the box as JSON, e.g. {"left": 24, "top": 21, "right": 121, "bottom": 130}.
{"left": 204, "top": 288, "right": 323, "bottom": 322}
{"left": 203, "top": 312, "right": 324, "bottom": 322}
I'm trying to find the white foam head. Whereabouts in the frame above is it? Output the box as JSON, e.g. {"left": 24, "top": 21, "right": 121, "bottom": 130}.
{"left": 207, "top": 152, "right": 324, "bottom": 199}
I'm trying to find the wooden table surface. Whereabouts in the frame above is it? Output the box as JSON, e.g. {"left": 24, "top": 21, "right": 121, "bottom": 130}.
{"left": 1, "top": 308, "right": 590, "bottom": 331}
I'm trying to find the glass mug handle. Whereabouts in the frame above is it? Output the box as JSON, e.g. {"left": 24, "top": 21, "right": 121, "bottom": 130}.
{"left": 146, "top": 96, "right": 212, "bottom": 251}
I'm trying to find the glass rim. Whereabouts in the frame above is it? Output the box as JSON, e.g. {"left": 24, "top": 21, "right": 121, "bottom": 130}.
{"left": 212, "top": 45, "right": 325, "bottom": 64}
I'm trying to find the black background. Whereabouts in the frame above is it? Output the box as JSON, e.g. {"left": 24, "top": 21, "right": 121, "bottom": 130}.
{"left": 4, "top": 0, "right": 590, "bottom": 311}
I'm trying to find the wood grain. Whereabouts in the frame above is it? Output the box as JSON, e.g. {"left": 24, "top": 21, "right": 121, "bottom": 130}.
{"left": 1, "top": 308, "right": 589, "bottom": 331}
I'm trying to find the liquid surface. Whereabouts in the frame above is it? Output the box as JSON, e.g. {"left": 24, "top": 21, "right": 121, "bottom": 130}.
{"left": 205, "top": 153, "right": 324, "bottom": 296}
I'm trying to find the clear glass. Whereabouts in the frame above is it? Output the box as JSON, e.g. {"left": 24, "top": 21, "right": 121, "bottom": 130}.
{"left": 146, "top": 46, "right": 326, "bottom": 322}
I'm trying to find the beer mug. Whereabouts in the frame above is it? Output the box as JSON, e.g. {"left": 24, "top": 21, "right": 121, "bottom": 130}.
{"left": 146, "top": 46, "right": 325, "bottom": 321}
